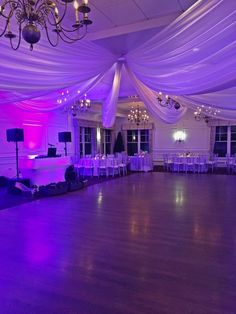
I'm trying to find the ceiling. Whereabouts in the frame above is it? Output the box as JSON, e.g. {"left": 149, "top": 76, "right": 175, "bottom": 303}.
{"left": 88, "top": 0, "right": 197, "bottom": 33}
{"left": 87, "top": 0, "right": 197, "bottom": 54}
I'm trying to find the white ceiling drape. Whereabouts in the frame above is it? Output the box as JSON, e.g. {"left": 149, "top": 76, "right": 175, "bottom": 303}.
{"left": 102, "top": 61, "right": 123, "bottom": 128}
{"left": 125, "top": 64, "right": 187, "bottom": 124}
{"left": 126, "top": 0, "right": 236, "bottom": 95}
{"left": 0, "top": 0, "right": 235, "bottom": 125}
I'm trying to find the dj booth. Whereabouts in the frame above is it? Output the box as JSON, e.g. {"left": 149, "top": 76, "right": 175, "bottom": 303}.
{"left": 19, "top": 156, "right": 71, "bottom": 186}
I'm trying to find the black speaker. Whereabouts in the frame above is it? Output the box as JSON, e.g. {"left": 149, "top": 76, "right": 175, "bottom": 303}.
{"left": 58, "top": 131, "right": 71, "bottom": 143}
{"left": 6, "top": 128, "right": 24, "bottom": 142}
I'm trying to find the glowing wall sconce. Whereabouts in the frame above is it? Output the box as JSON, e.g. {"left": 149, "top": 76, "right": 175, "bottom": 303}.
{"left": 173, "top": 130, "right": 187, "bottom": 143}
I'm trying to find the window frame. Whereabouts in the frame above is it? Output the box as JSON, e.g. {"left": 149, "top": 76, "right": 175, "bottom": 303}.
{"left": 102, "top": 129, "right": 112, "bottom": 155}
{"left": 214, "top": 125, "right": 236, "bottom": 157}
{"left": 127, "top": 129, "right": 150, "bottom": 156}
{"left": 80, "top": 127, "right": 92, "bottom": 157}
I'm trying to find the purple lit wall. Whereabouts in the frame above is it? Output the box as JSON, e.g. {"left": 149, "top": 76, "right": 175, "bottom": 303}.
{"left": 23, "top": 123, "right": 46, "bottom": 151}
{"left": 0, "top": 104, "right": 73, "bottom": 177}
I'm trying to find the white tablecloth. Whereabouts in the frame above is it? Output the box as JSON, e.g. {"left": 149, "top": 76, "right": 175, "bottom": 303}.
{"left": 19, "top": 156, "right": 71, "bottom": 185}
{"left": 130, "top": 155, "right": 153, "bottom": 172}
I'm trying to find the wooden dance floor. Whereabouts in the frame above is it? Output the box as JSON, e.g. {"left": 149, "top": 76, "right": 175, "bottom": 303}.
{"left": 0, "top": 172, "right": 235, "bottom": 314}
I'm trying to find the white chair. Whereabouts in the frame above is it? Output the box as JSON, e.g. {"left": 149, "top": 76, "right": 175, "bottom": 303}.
{"left": 195, "top": 156, "right": 207, "bottom": 173}
{"left": 107, "top": 158, "right": 120, "bottom": 176}
{"left": 207, "top": 154, "right": 218, "bottom": 173}
{"left": 117, "top": 155, "right": 127, "bottom": 176}
{"left": 185, "top": 157, "right": 195, "bottom": 173}
{"left": 97, "top": 158, "right": 108, "bottom": 177}
{"left": 230, "top": 156, "right": 236, "bottom": 173}
{"left": 74, "top": 160, "right": 84, "bottom": 177}
{"left": 226, "top": 155, "right": 234, "bottom": 173}
{"left": 143, "top": 154, "right": 153, "bottom": 172}
{"left": 82, "top": 158, "right": 94, "bottom": 177}
{"left": 163, "top": 154, "right": 171, "bottom": 172}
{"left": 172, "top": 156, "right": 183, "bottom": 172}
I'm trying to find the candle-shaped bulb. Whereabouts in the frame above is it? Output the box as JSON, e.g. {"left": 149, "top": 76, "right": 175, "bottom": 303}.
{"left": 54, "top": 7, "right": 59, "bottom": 23}
{"left": 73, "top": 0, "right": 79, "bottom": 10}
{"left": 74, "top": 0, "right": 79, "bottom": 23}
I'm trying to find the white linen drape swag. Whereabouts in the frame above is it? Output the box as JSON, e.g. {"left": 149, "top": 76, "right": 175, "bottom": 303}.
{"left": 0, "top": 0, "right": 235, "bottom": 123}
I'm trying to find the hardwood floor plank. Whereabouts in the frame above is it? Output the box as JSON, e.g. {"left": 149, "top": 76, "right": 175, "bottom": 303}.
{"left": 0, "top": 173, "right": 236, "bottom": 313}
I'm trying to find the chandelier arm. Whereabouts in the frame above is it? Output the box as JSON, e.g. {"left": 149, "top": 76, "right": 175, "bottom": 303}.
{"left": 15, "top": 0, "right": 24, "bottom": 10}
{"left": 36, "top": 0, "right": 68, "bottom": 28}
{"left": 12, "top": 0, "right": 25, "bottom": 21}
{"left": 0, "top": 0, "right": 92, "bottom": 49}
{"left": 159, "top": 101, "right": 167, "bottom": 107}
{"left": 9, "top": 23, "right": 22, "bottom": 50}
{"left": 44, "top": 24, "right": 59, "bottom": 47}
{"left": 0, "top": 0, "right": 17, "bottom": 19}
{"left": 57, "top": 26, "right": 87, "bottom": 43}
{"left": 44, "top": 7, "right": 85, "bottom": 34}
{"left": 34, "top": 0, "right": 48, "bottom": 10}
{"left": 0, "top": 3, "right": 15, "bottom": 21}
{"left": 0, "top": 4, "right": 18, "bottom": 37}
{"left": 56, "top": 22, "right": 84, "bottom": 33}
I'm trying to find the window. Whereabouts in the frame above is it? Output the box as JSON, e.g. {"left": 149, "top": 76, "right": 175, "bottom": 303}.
{"left": 80, "top": 127, "right": 92, "bottom": 157}
{"left": 127, "top": 129, "right": 150, "bottom": 156}
{"left": 230, "top": 126, "right": 236, "bottom": 156}
{"left": 214, "top": 126, "right": 227, "bottom": 157}
{"left": 140, "top": 129, "right": 149, "bottom": 152}
{"left": 127, "top": 130, "right": 138, "bottom": 156}
{"left": 102, "top": 129, "right": 112, "bottom": 155}
{"left": 214, "top": 125, "right": 236, "bottom": 157}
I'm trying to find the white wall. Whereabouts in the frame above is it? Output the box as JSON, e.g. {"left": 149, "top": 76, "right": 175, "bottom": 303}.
{"left": 116, "top": 109, "right": 211, "bottom": 163}
{"left": 0, "top": 104, "right": 73, "bottom": 177}
{"left": 152, "top": 109, "right": 210, "bottom": 162}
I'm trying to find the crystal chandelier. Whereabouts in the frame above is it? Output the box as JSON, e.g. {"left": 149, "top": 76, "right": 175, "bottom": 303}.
{"left": 128, "top": 104, "right": 149, "bottom": 126}
{"left": 0, "top": 0, "right": 92, "bottom": 50}
{"left": 72, "top": 93, "right": 91, "bottom": 115}
{"left": 157, "top": 92, "right": 181, "bottom": 110}
{"left": 194, "top": 105, "right": 221, "bottom": 122}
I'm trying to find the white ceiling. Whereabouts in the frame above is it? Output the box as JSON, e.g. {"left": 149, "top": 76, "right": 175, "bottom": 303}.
{"left": 88, "top": 0, "right": 197, "bottom": 34}
{"left": 86, "top": 0, "right": 197, "bottom": 53}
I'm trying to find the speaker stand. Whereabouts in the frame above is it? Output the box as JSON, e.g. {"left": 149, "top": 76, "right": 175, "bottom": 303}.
{"left": 64, "top": 142, "right": 68, "bottom": 156}
{"left": 15, "top": 141, "right": 19, "bottom": 179}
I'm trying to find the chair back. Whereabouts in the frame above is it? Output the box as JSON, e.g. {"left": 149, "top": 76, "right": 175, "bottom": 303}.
{"left": 98, "top": 158, "right": 107, "bottom": 167}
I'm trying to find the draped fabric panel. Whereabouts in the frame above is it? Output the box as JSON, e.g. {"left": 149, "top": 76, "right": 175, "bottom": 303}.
{"left": 126, "top": 0, "right": 236, "bottom": 95}
{"left": 0, "top": 0, "right": 235, "bottom": 125}
{"left": 102, "top": 61, "right": 122, "bottom": 128}
{"left": 125, "top": 64, "right": 187, "bottom": 124}
{"left": 15, "top": 72, "right": 108, "bottom": 111}
{"left": 179, "top": 96, "right": 236, "bottom": 121}
{"left": 0, "top": 39, "right": 117, "bottom": 97}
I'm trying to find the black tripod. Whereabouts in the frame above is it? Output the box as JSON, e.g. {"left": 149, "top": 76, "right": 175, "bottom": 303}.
{"left": 15, "top": 141, "right": 20, "bottom": 179}
{"left": 64, "top": 142, "right": 68, "bottom": 156}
